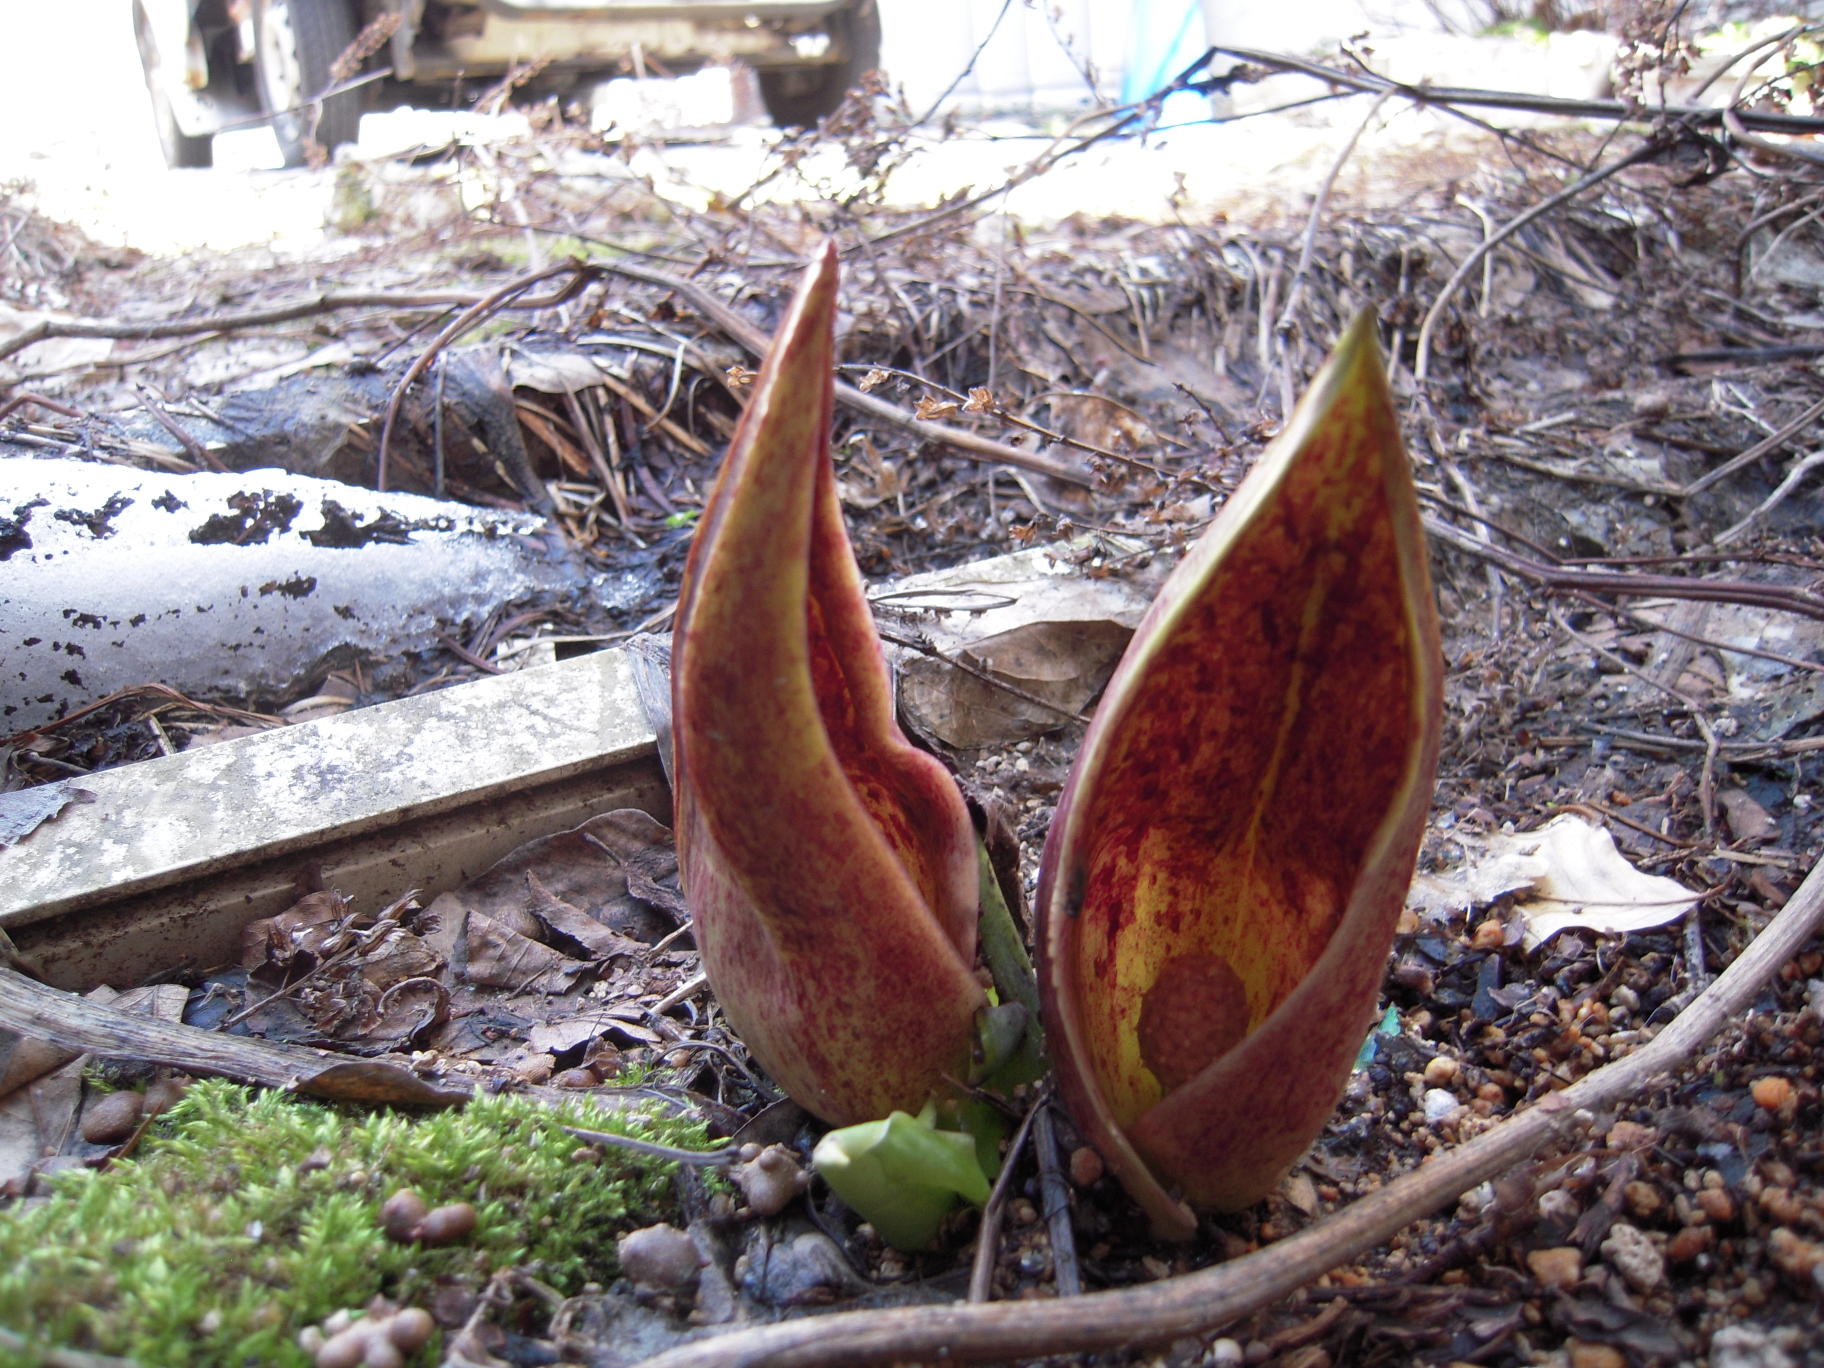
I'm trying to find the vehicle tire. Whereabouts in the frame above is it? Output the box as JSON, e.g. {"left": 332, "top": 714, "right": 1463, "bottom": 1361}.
{"left": 133, "top": 0, "right": 214, "bottom": 168}
{"left": 254, "top": 0, "right": 363, "bottom": 167}
{"left": 759, "top": 0, "right": 881, "bottom": 128}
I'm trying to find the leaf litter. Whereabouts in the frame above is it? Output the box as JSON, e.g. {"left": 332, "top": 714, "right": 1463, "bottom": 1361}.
{"left": 3, "top": 18, "right": 1824, "bottom": 1367}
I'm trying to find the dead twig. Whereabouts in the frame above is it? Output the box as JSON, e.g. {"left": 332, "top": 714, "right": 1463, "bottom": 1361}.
{"left": 559, "top": 1123, "right": 740, "bottom": 1167}
{"left": 0, "top": 964, "right": 467, "bottom": 1107}
{"left": 0, "top": 285, "right": 536, "bottom": 366}
{"left": 1423, "top": 515, "right": 1824, "bottom": 623}
{"left": 1272, "top": 88, "right": 1393, "bottom": 411}
{"left": 631, "top": 853, "right": 1824, "bottom": 1368}
{"left": 1713, "top": 447, "right": 1824, "bottom": 546}
{"left": 1413, "top": 140, "right": 1664, "bottom": 385}
{"left": 1720, "top": 41, "right": 1824, "bottom": 169}
{"left": 0, "top": 392, "right": 81, "bottom": 423}
{"left": 376, "top": 262, "right": 598, "bottom": 491}
{"left": 968, "top": 1097, "right": 1044, "bottom": 1303}
{"left": 0, "top": 1324, "right": 137, "bottom": 1368}
{"left": 844, "top": 364, "right": 1186, "bottom": 486}
{"left": 1583, "top": 724, "right": 1824, "bottom": 762}
{"left": 594, "top": 255, "right": 1099, "bottom": 490}
{"left": 1546, "top": 602, "right": 1706, "bottom": 715}
{"left": 0, "top": 683, "right": 279, "bottom": 751}
{"left": 1204, "top": 43, "right": 1824, "bottom": 139}
{"left": 220, "top": 892, "right": 422, "bottom": 1029}
{"left": 1031, "top": 1103, "right": 1081, "bottom": 1298}
{"left": 133, "top": 383, "right": 226, "bottom": 472}
{"left": 874, "top": 626, "right": 1091, "bottom": 727}
{"left": 1567, "top": 589, "right": 1824, "bottom": 676}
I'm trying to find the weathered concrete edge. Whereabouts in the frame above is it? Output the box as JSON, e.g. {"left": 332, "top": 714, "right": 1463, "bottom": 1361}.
{"left": 0, "top": 646, "right": 658, "bottom": 929}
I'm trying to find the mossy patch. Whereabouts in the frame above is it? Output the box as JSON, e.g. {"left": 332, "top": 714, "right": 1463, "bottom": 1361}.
{"left": 0, "top": 1078, "right": 710, "bottom": 1367}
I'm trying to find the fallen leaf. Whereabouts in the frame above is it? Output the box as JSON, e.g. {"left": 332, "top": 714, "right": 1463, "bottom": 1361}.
{"left": 1718, "top": 788, "right": 1779, "bottom": 845}
{"left": 1510, "top": 815, "right": 1699, "bottom": 949}
{"left": 426, "top": 810, "right": 678, "bottom": 960}
{"left": 463, "top": 913, "right": 588, "bottom": 994}
{"left": 883, "top": 546, "right": 1158, "bottom": 748}
{"left": 525, "top": 872, "right": 647, "bottom": 960}
{"left": 1410, "top": 814, "right": 1699, "bottom": 949}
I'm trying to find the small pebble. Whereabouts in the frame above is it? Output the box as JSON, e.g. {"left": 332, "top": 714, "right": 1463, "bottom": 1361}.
{"left": 1537, "top": 1188, "right": 1581, "bottom": 1227}
{"left": 1711, "top": 1324, "right": 1797, "bottom": 1368}
{"left": 1422, "top": 1055, "right": 1459, "bottom": 1087}
{"left": 1469, "top": 918, "right": 1505, "bottom": 951}
{"left": 1768, "top": 1228, "right": 1824, "bottom": 1284}
{"left": 1209, "top": 1338, "right": 1245, "bottom": 1368}
{"left": 1068, "top": 1146, "right": 1104, "bottom": 1187}
{"left": 1623, "top": 1180, "right": 1663, "bottom": 1220}
{"left": 1760, "top": 1186, "right": 1804, "bottom": 1225}
{"left": 310, "top": 1306, "right": 433, "bottom": 1368}
{"left": 1606, "top": 1119, "right": 1654, "bottom": 1150}
{"left": 299, "top": 1146, "right": 335, "bottom": 1176}
{"left": 411, "top": 1203, "right": 477, "bottom": 1246}
{"left": 733, "top": 1145, "right": 807, "bottom": 1218}
{"left": 380, "top": 1190, "right": 428, "bottom": 1242}
{"left": 1750, "top": 1076, "right": 1794, "bottom": 1112}
{"left": 79, "top": 1090, "right": 144, "bottom": 1145}
{"left": 552, "top": 1067, "right": 599, "bottom": 1089}
{"left": 1526, "top": 1246, "right": 1583, "bottom": 1289}
{"left": 311, "top": 1325, "right": 372, "bottom": 1368}
{"left": 618, "top": 1223, "right": 702, "bottom": 1296}
{"left": 1696, "top": 1188, "right": 1735, "bottom": 1224}
{"left": 1421, "top": 1088, "right": 1461, "bottom": 1125}
{"left": 1599, "top": 1221, "right": 1664, "bottom": 1294}
{"left": 1666, "top": 1226, "right": 1712, "bottom": 1262}
{"left": 386, "top": 1309, "right": 433, "bottom": 1353}
{"left": 1568, "top": 1342, "right": 1627, "bottom": 1368}
{"left": 1281, "top": 1172, "right": 1319, "bottom": 1216}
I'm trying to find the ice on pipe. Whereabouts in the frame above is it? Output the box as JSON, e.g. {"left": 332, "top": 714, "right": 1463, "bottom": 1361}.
{"left": 1, "top": 458, "right": 635, "bottom": 730}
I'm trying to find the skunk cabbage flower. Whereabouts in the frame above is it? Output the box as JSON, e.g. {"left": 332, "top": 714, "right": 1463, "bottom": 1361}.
{"left": 1035, "top": 313, "right": 1442, "bottom": 1236}
{"left": 671, "top": 242, "right": 985, "bottom": 1127}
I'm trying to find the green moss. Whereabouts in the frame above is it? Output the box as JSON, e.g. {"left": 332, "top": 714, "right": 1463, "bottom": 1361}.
{"left": 1482, "top": 18, "right": 1550, "bottom": 39}
{"left": 329, "top": 164, "right": 379, "bottom": 232}
{"left": 0, "top": 1079, "right": 708, "bottom": 1367}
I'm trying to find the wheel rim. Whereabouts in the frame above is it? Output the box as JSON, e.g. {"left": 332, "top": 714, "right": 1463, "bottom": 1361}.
{"left": 257, "top": 1, "right": 305, "bottom": 114}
